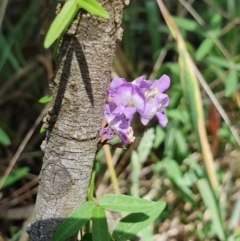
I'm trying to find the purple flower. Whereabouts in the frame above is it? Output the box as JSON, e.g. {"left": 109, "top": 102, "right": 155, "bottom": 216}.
{"left": 107, "top": 76, "right": 126, "bottom": 99}
{"left": 102, "top": 102, "right": 135, "bottom": 144}
{"left": 100, "top": 127, "right": 114, "bottom": 140}
{"left": 113, "top": 83, "right": 146, "bottom": 115}
{"left": 149, "top": 74, "right": 170, "bottom": 93}
{"left": 117, "top": 126, "right": 135, "bottom": 144}
{"left": 100, "top": 74, "right": 170, "bottom": 145}
{"left": 140, "top": 93, "right": 169, "bottom": 126}
{"left": 132, "top": 76, "right": 151, "bottom": 89}
{"left": 109, "top": 76, "right": 126, "bottom": 91}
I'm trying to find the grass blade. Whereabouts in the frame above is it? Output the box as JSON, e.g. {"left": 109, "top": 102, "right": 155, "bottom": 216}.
{"left": 197, "top": 179, "right": 226, "bottom": 240}
{"left": 157, "top": 0, "right": 218, "bottom": 189}
{"left": 225, "top": 70, "right": 239, "bottom": 97}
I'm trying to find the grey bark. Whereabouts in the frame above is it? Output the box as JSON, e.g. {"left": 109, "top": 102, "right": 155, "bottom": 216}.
{"left": 27, "top": 1, "right": 129, "bottom": 240}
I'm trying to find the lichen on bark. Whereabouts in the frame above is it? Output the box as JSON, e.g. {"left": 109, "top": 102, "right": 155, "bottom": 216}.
{"left": 27, "top": 1, "right": 129, "bottom": 240}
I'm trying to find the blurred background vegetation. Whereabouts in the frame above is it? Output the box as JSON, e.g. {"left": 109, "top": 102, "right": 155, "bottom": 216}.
{"left": 0, "top": 0, "right": 240, "bottom": 240}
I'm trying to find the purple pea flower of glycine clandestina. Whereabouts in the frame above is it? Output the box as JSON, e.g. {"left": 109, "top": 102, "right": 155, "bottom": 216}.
{"left": 100, "top": 74, "right": 170, "bottom": 144}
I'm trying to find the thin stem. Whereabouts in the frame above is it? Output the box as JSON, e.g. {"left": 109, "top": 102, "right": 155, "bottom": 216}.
{"left": 87, "top": 159, "right": 97, "bottom": 201}
{"left": 103, "top": 145, "right": 120, "bottom": 194}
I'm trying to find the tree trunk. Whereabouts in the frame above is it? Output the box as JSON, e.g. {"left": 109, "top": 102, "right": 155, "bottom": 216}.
{"left": 27, "top": 1, "right": 128, "bottom": 240}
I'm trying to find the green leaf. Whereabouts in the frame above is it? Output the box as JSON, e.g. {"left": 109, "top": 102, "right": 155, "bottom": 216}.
{"left": 207, "top": 56, "right": 240, "bottom": 71}
{"left": 225, "top": 70, "right": 239, "bottom": 97}
{"left": 153, "top": 125, "right": 165, "bottom": 148}
{"left": 182, "top": 170, "right": 199, "bottom": 187}
{"left": 166, "top": 159, "right": 195, "bottom": 204}
{"left": 145, "top": 1, "right": 161, "bottom": 56}
{"left": 197, "top": 179, "right": 226, "bottom": 240}
{"left": 39, "top": 94, "right": 53, "bottom": 103}
{"left": 172, "top": 16, "right": 199, "bottom": 32}
{"left": 164, "top": 63, "right": 180, "bottom": 76}
{"left": 174, "top": 129, "right": 188, "bottom": 156}
{"left": 137, "top": 128, "right": 155, "bottom": 163}
{"left": 175, "top": 181, "right": 196, "bottom": 204}
{"left": 44, "top": 0, "right": 78, "bottom": 48}
{"left": 167, "top": 109, "right": 189, "bottom": 122}
{"left": 195, "top": 38, "right": 214, "bottom": 61}
{"left": 1, "top": 167, "right": 29, "bottom": 188}
{"left": 112, "top": 201, "right": 166, "bottom": 241}
{"left": 51, "top": 201, "right": 95, "bottom": 241}
{"left": 92, "top": 206, "right": 109, "bottom": 241}
{"left": 166, "top": 159, "right": 182, "bottom": 181}
{"left": 0, "top": 127, "right": 11, "bottom": 146}
{"left": 210, "top": 13, "right": 221, "bottom": 33}
{"left": 40, "top": 124, "right": 46, "bottom": 133}
{"left": 138, "top": 227, "right": 153, "bottom": 241}
{"left": 130, "top": 150, "right": 141, "bottom": 197}
{"left": 77, "top": 0, "right": 109, "bottom": 19}
{"left": 98, "top": 194, "right": 157, "bottom": 212}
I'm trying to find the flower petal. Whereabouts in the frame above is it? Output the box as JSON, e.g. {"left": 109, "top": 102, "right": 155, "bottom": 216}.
{"left": 156, "top": 93, "right": 169, "bottom": 107}
{"left": 110, "top": 76, "right": 126, "bottom": 91}
{"left": 117, "top": 127, "right": 136, "bottom": 144}
{"left": 151, "top": 74, "right": 170, "bottom": 92}
{"left": 132, "top": 76, "right": 151, "bottom": 89}
{"left": 156, "top": 110, "right": 168, "bottom": 127}
{"left": 100, "top": 127, "right": 114, "bottom": 140}
{"left": 123, "top": 106, "right": 136, "bottom": 120}
{"left": 132, "top": 85, "right": 146, "bottom": 114}
{"left": 140, "top": 98, "right": 158, "bottom": 125}
{"left": 104, "top": 102, "right": 118, "bottom": 123}
{"left": 109, "top": 114, "right": 129, "bottom": 130}
{"left": 114, "top": 83, "right": 133, "bottom": 106}
{"left": 112, "top": 104, "right": 125, "bottom": 114}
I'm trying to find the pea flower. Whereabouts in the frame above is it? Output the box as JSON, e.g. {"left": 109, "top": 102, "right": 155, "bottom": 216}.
{"left": 100, "top": 75, "right": 170, "bottom": 144}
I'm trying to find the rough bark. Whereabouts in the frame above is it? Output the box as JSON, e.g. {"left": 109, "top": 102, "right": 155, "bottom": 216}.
{"left": 27, "top": 1, "right": 129, "bottom": 240}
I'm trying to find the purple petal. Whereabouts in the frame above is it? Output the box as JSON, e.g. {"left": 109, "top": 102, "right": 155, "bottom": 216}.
{"left": 132, "top": 76, "right": 151, "bottom": 89}
{"left": 112, "top": 104, "right": 125, "bottom": 114}
{"left": 104, "top": 102, "right": 117, "bottom": 113}
{"left": 156, "top": 93, "right": 169, "bottom": 107}
{"left": 100, "top": 127, "right": 114, "bottom": 140}
{"left": 150, "top": 74, "right": 170, "bottom": 93}
{"left": 117, "top": 127, "right": 136, "bottom": 144}
{"left": 109, "top": 114, "right": 129, "bottom": 130}
{"left": 112, "top": 105, "right": 136, "bottom": 121}
{"left": 107, "top": 89, "right": 115, "bottom": 99}
{"left": 114, "top": 83, "right": 133, "bottom": 106}
{"left": 123, "top": 106, "right": 136, "bottom": 120}
{"left": 132, "top": 85, "right": 146, "bottom": 114}
{"left": 109, "top": 77, "right": 126, "bottom": 91}
{"left": 140, "top": 98, "right": 158, "bottom": 125}
{"left": 104, "top": 102, "right": 118, "bottom": 123}
{"left": 156, "top": 110, "right": 168, "bottom": 127}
